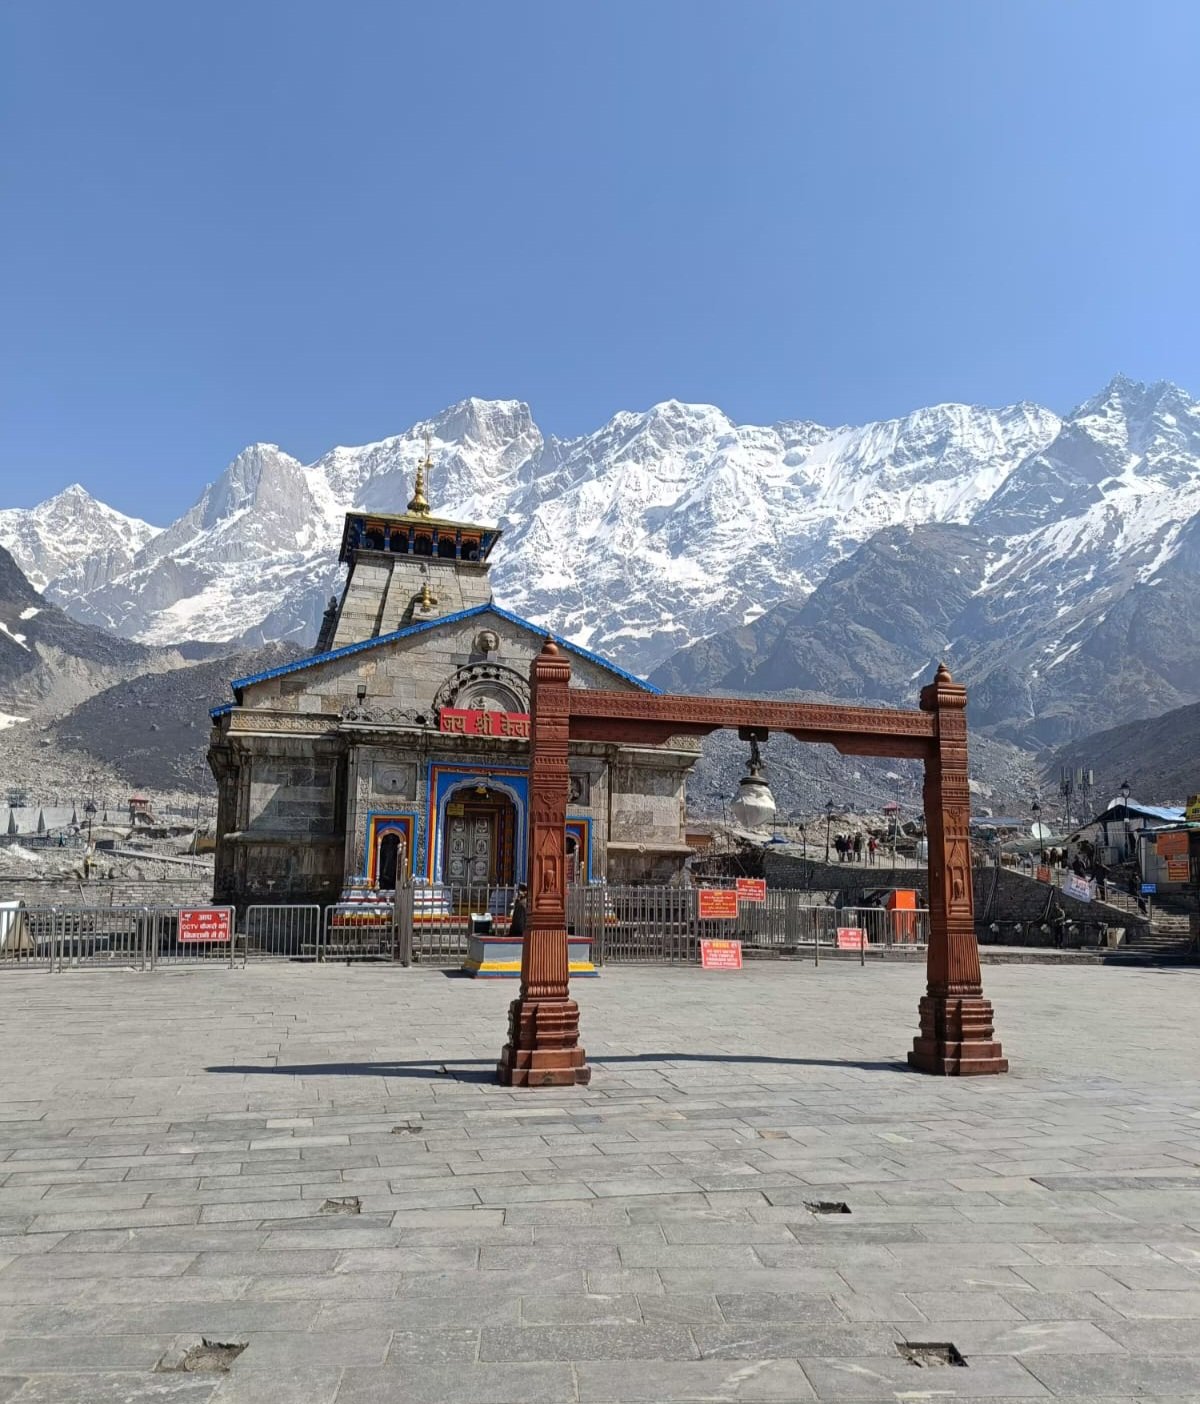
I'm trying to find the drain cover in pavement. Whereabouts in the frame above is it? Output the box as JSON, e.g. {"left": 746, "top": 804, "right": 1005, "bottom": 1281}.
{"left": 805, "top": 1200, "right": 851, "bottom": 1214}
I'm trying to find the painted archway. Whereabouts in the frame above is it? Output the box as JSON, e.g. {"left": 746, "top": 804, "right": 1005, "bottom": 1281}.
{"left": 428, "top": 768, "right": 529, "bottom": 885}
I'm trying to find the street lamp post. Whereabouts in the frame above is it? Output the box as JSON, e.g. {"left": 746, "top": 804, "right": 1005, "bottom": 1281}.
{"left": 824, "top": 798, "right": 834, "bottom": 863}
{"left": 1120, "top": 779, "right": 1131, "bottom": 861}
{"left": 1032, "top": 799, "right": 1043, "bottom": 865}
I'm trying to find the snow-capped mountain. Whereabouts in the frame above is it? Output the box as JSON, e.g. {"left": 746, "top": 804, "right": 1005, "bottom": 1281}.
{"left": 0, "top": 485, "right": 159, "bottom": 594}
{"left": 6, "top": 375, "right": 1200, "bottom": 746}
{"left": 656, "top": 376, "right": 1200, "bottom": 743}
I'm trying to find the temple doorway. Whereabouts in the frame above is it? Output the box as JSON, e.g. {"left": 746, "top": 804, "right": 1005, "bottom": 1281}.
{"left": 443, "top": 788, "right": 517, "bottom": 886}
{"left": 376, "top": 832, "right": 405, "bottom": 890}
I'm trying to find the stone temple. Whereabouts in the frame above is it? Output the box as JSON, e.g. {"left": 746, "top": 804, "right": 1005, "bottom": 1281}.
{"left": 207, "top": 444, "right": 699, "bottom": 908}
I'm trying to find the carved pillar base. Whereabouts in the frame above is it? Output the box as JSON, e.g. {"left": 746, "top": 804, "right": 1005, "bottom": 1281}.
{"left": 908, "top": 994, "right": 1008, "bottom": 1076}
{"left": 497, "top": 987, "right": 591, "bottom": 1088}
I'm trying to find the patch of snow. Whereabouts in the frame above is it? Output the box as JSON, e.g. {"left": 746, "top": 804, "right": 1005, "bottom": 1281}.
{"left": 18, "top": 606, "right": 40, "bottom": 620}
{"left": 0, "top": 623, "right": 29, "bottom": 650}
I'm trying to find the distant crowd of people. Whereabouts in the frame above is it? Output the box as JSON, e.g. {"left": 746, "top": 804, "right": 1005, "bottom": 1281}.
{"left": 832, "top": 832, "right": 881, "bottom": 864}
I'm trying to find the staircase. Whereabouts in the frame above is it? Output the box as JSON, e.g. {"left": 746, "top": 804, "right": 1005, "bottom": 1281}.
{"left": 1107, "top": 894, "right": 1197, "bottom": 962}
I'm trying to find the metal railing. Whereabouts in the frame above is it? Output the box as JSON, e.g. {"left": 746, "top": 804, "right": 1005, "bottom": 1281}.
{"left": 1, "top": 890, "right": 932, "bottom": 973}
{"left": 0, "top": 906, "right": 240, "bottom": 971}
{"left": 397, "top": 884, "right": 518, "bottom": 966}
{"left": 318, "top": 903, "right": 396, "bottom": 962}
{"left": 243, "top": 904, "right": 321, "bottom": 960}
{"left": 840, "top": 905, "right": 930, "bottom": 950}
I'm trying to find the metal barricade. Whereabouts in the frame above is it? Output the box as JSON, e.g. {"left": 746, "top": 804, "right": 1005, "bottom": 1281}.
{"left": 400, "top": 884, "right": 516, "bottom": 966}
{"left": 242, "top": 904, "right": 321, "bottom": 960}
{"left": 840, "top": 905, "right": 930, "bottom": 951}
{"left": 585, "top": 885, "right": 698, "bottom": 965}
{"left": 1, "top": 906, "right": 57, "bottom": 970}
{"left": 732, "top": 891, "right": 836, "bottom": 949}
{"left": 320, "top": 903, "right": 396, "bottom": 962}
{"left": 145, "top": 907, "right": 239, "bottom": 968}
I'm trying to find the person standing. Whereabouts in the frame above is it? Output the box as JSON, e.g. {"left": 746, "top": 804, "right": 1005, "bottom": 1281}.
{"left": 853, "top": 833, "right": 863, "bottom": 862}
{"left": 868, "top": 835, "right": 877, "bottom": 865}
{"left": 508, "top": 884, "right": 528, "bottom": 939}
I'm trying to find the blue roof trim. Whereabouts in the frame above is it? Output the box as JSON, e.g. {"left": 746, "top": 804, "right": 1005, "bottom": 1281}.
{"left": 209, "top": 702, "right": 234, "bottom": 719}
{"left": 486, "top": 605, "right": 661, "bottom": 695}
{"left": 225, "top": 602, "right": 660, "bottom": 699}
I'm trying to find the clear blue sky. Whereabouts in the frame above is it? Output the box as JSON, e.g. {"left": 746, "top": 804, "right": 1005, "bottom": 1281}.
{"left": 3, "top": 1, "right": 1198, "bottom": 523}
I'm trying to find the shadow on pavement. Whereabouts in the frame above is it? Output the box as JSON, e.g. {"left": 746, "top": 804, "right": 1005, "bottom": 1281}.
{"left": 205, "top": 1053, "right": 911, "bottom": 1078}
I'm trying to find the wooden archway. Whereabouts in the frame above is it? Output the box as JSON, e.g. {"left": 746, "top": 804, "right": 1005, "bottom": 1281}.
{"left": 497, "top": 641, "right": 1007, "bottom": 1087}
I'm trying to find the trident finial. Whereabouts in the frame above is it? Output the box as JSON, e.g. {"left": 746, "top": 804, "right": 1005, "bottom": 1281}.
{"left": 407, "top": 431, "right": 433, "bottom": 516}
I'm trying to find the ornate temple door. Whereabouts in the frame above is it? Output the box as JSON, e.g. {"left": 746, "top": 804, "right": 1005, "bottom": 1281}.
{"left": 445, "top": 810, "right": 496, "bottom": 885}
{"left": 443, "top": 794, "right": 517, "bottom": 887}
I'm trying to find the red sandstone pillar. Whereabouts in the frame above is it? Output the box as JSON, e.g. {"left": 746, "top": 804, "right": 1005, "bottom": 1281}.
{"left": 909, "top": 663, "right": 1007, "bottom": 1075}
{"left": 497, "top": 640, "right": 591, "bottom": 1087}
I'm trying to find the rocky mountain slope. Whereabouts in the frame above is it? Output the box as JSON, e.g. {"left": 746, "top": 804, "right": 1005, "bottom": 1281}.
{"left": 3, "top": 375, "right": 1198, "bottom": 748}
{"left": 0, "top": 545, "right": 180, "bottom": 721}
{"left": 1045, "top": 701, "right": 1200, "bottom": 808}
{"left": 50, "top": 642, "right": 303, "bottom": 793}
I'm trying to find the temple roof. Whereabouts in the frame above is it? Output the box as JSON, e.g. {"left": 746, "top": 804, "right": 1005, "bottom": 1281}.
{"left": 337, "top": 509, "right": 501, "bottom": 564}
{"left": 214, "top": 603, "right": 660, "bottom": 714}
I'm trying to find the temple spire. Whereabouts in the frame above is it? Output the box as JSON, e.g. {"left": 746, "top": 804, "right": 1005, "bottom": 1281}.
{"left": 407, "top": 431, "right": 433, "bottom": 516}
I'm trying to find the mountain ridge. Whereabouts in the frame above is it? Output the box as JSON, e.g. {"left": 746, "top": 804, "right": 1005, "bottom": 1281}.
{"left": 2, "top": 375, "right": 1198, "bottom": 747}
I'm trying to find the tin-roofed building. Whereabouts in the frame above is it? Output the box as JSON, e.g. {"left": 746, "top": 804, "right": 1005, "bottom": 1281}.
{"left": 207, "top": 441, "right": 699, "bottom": 909}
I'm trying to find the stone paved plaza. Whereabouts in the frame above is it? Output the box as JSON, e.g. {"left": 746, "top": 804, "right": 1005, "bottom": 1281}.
{"left": 2, "top": 961, "right": 1200, "bottom": 1403}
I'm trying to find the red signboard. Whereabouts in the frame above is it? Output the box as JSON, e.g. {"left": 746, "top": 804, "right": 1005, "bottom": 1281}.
{"left": 439, "top": 708, "right": 531, "bottom": 738}
{"left": 700, "top": 938, "right": 743, "bottom": 969}
{"left": 698, "top": 888, "right": 738, "bottom": 920}
{"left": 735, "top": 877, "right": 767, "bottom": 903}
{"left": 836, "top": 926, "right": 866, "bottom": 950}
{"left": 179, "top": 908, "right": 232, "bottom": 943}
{"left": 1167, "top": 858, "right": 1191, "bottom": 882}
{"left": 1157, "top": 831, "right": 1189, "bottom": 859}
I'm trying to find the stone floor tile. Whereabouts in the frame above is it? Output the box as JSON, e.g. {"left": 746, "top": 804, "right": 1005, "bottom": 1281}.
{"left": 0, "top": 1334, "right": 174, "bottom": 1370}
{"left": 637, "top": 1292, "right": 724, "bottom": 1324}
{"left": 210, "top": 1365, "right": 344, "bottom": 1404}
{"left": 5, "top": 1251, "right": 196, "bottom": 1278}
{"left": 315, "top": 1297, "right": 520, "bottom": 1330}
{"left": 233, "top": 1330, "right": 392, "bottom": 1367}
{"left": 480, "top": 1322, "right": 698, "bottom": 1360}
{"left": 797, "top": 1354, "right": 1049, "bottom": 1399}
{"left": 1097, "top": 1315, "right": 1200, "bottom": 1352}
{"left": 574, "top": 1357, "right": 815, "bottom": 1400}
{"left": 386, "top": 1328, "right": 480, "bottom": 1363}
{"left": 905, "top": 1292, "right": 1028, "bottom": 1321}
{"left": 1096, "top": 1287, "right": 1200, "bottom": 1316}
{"left": 695, "top": 1323, "right": 903, "bottom": 1358}
{"left": 1022, "top": 1353, "right": 1200, "bottom": 1396}
{"left": 519, "top": 1292, "right": 643, "bottom": 1324}
{"left": 1001, "top": 1290, "right": 1123, "bottom": 1321}
{"left": 334, "top": 1361, "right": 575, "bottom": 1404}
{"left": 918, "top": 1319, "right": 1127, "bottom": 1355}
{"left": 830, "top": 1291, "right": 928, "bottom": 1322}
{"left": 6, "top": 1375, "right": 216, "bottom": 1403}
